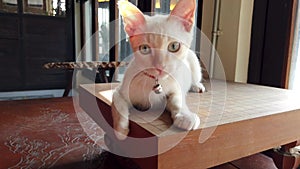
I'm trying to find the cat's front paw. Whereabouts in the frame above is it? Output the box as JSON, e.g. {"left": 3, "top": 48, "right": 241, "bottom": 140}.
{"left": 190, "top": 83, "right": 206, "bottom": 93}
{"left": 111, "top": 102, "right": 130, "bottom": 140}
{"left": 114, "top": 126, "right": 129, "bottom": 140}
{"left": 173, "top": 113, "right": 200, "bottom": 130}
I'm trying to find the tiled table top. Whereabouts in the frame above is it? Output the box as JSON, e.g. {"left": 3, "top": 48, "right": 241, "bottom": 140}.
{"left": 80, "top": 80, "right": 300, "bottom": 136}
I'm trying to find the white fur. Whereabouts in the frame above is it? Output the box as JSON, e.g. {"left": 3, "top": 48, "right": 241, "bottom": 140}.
{"left": 112, "top": 0, "right": 204, "bottom": 140}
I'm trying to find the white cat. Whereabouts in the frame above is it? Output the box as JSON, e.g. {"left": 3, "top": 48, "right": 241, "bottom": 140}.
{"left": 112, "top": 0, "right": 205, "bottom": 140}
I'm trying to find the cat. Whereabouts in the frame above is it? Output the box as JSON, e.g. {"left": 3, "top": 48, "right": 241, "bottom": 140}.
{"left": 112, "top": 0, "right": 205, "bottom": 140}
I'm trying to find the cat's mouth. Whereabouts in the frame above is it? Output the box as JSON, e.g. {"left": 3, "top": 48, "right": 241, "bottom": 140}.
{"left": 156, "top": 68, "right": 172, "bottom": 79}
{"left": 143, "top": 68, "right": 169, "bottom": 79}
{"left": 154, "top": 68, "right": 169, "bottom": 79}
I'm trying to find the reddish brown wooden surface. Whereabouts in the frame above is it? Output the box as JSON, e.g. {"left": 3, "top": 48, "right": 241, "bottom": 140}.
{"left": 0, "top": 97, "right": 105, "bottom": 168}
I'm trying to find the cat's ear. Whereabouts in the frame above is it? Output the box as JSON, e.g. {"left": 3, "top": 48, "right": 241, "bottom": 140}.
{"left": 169, "top": 0, "right": 196, "bottom": 32}
{"left": 118, "top": 0, "right": 146, "bottom": 36}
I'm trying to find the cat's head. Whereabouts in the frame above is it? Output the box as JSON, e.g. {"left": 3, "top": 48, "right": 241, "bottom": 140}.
{"left": 118, "top": 0, "right": 196, "bottom": 77}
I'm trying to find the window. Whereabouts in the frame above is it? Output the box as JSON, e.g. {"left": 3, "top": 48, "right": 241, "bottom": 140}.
{"left": 0, "top": 0, "right": 66, "bottom": 16}
{"left": 23, "top": 0, "right": 66, "bottom": 16}
{"left": 0, "top": 0, "right": 18, "bottom": 13}
{"left": 154, "top": 0, "right": 178, "bottom": 13}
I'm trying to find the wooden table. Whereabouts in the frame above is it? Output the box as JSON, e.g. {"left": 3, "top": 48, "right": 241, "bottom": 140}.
{"left": 79, "top": 80, "right": 300, "bottom": 169}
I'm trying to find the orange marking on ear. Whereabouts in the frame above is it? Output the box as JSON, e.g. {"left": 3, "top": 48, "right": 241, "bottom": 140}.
{"left": 118, "top": 0, "right": 146, "bottom": 36}
{"left": 169, "top": 0, "right": 196, "bottom": 32}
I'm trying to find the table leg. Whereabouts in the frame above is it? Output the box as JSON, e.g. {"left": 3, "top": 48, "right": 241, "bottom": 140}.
{"left": 63, "top": 71, "right": 73, "bottom": 97}
{"left": 272, "top": 141, "right": 299, "bottom": 169}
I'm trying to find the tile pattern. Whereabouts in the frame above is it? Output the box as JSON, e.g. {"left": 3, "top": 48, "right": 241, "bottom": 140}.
{"left": 95, "top": 80, "right": 300, "bottom": 136}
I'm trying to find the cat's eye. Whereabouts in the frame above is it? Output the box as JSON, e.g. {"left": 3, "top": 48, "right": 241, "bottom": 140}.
{"left": 168, "top": 42, "right": 180, "bottom": 52}
{"left": 139, "top": 44, "right": 151, "bottom": 55}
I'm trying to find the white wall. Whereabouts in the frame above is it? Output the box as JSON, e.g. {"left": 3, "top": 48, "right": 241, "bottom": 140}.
{"left": 201, "top": 0, "right": 214, "bottom": 41}
{"left": 235, "top": 0, "right": 254, "bottom": 83}
{"left": 202, "top": 0, "right": 254, "bottom": 82}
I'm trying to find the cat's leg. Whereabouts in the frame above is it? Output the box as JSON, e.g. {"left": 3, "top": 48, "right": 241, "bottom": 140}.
{"left": 190, "top": 67, "right": 206, "bottom": 93}
{"left": 112, "top": 91, "right": 130, "bottom": 140}
{"left": 188, "top": 53, "right": 206, "bottom": 92}
{"left": 167, "top": 93, "right": 200, "bottom": 130}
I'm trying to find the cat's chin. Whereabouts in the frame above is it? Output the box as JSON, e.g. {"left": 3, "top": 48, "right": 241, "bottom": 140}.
{"left": 157, "top": 73, "right": 170, "bottom": 80}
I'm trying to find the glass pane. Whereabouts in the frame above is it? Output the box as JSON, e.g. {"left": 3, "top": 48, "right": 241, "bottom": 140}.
{"left": 51, "top": 0, "right": 66, "bottom": 16}
{"left": 0, "top": 0, "right": 18, "bottom": 13}
{"left": 154, "top": 0, "right": 179, "bottom": 13}
{"left": 97, "top": 0, "right": 135, "bottom": 62}
{"left": 118, "top": 17, "right": 132, "bottom": 62}
{"left": 23, "top": 0, "right": 66, "bottom": 17}
{"left": 98, "top": 0, "right": 110, "bottom": 61}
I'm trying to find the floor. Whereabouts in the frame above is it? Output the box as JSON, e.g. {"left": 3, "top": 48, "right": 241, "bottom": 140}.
{"left": 0, "top": 97, "right": 291, "bottom": 169}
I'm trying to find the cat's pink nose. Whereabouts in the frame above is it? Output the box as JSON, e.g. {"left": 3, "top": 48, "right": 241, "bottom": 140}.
{"left": 156, "top": 68, "right": 162, "bottom": 75}
{"left": 155, "top": 65, "right": 165, "bottom": 70}
{"left": 155, "top": 66, "right": 165, "bottom": 74}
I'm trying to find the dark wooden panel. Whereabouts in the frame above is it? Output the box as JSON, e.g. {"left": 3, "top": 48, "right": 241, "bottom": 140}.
{"left": 0, "top": 0, "right": 75, "bottom": 91}
{"left": 25, "top": 72, "right": 68, "bottom": 89}
{"left": 0, "top": 39, "right": 22, "bottom": 91}
{"left": 24, "top": 57, "right": 68, "bottom": 90}
{"left": 23, "top": 40, "right": 70, "bottom": 89}
{"left": 23, "top": 16, "right": 67, "bottom": 37}
{"left": 0, "top": 15, "right": 19, "bottom": 39}
{"left": 21, "top": 16, "right": 73, "bottom": 90}
{"left": 23, "top": 38, "right": 67, "bottom": 59}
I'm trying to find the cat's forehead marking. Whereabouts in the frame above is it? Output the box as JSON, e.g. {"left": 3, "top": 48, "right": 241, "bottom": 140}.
{"left": 131, "top": 34, "right": 178, "bottom": 49}
{"left": 147, "top": 34, "right": 172, "bottom": 48}
{"left": 147, "top": 33, "right": 175, "bottom": 41}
